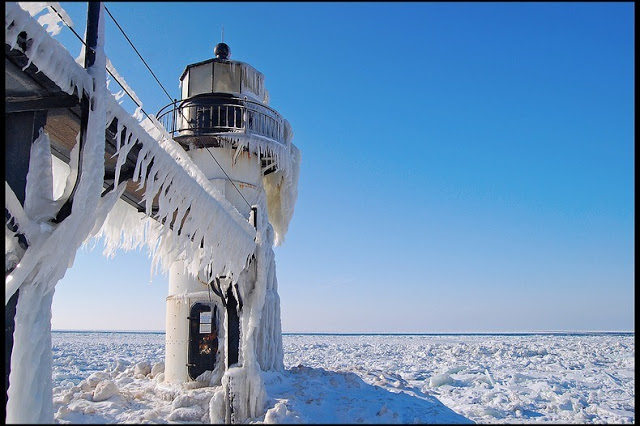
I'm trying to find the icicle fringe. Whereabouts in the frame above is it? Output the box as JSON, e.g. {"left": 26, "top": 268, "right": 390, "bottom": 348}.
{"left": 6, "top": 3, "right": 92, "bottom": 100}
{"left": 96, "top": 95, "right": 258, "bottom": 281}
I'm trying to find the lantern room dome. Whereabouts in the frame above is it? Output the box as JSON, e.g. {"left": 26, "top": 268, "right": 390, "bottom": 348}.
{"left": 214, "top": 42, "right": 230, "bottom": 60}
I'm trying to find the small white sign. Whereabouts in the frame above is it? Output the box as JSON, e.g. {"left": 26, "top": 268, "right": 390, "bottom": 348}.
{"left": 200, "top": 323, "right": 212, "bottom": 334}
{"left": 200, "top": 311, "right": 212, "bottom": 324}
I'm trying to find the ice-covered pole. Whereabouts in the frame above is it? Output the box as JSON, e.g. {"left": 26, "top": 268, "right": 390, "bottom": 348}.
{"left": 6, "top": 3, "right": 108, "bottom": 423}
{"left": 49, "top": 1, "right": 97, "bottom": 224}
{"left": 4, "top": 110, "right": 45, "bottom": 418}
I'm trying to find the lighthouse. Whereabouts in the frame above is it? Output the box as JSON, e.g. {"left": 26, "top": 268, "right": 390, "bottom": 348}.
{"left": 158, "top": 42, "right": 299, "bottom": 385}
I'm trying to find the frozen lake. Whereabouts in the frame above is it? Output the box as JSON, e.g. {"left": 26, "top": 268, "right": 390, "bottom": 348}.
{"left": 50, "top": 331, "right": 634, "bottom": 423}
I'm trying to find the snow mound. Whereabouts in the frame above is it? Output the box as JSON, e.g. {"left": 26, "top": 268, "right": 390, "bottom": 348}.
{"left": 430, "top": 373, "right": 454, "bottom": 388}
{"left": 134, "top": 361, "right": 151, "bottom": 377}
{"left": 92, "top": 380, "right": 119, "bottom": 402}
{"left": 150, "top": 362, "right": 164, "bottom": 379}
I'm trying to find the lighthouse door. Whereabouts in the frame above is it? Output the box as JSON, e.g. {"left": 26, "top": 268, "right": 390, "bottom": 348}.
{"left": 187, "top": 303, "right": 218, "bottom": 380}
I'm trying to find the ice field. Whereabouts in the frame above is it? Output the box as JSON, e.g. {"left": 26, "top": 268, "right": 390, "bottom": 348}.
{"left": 50, "top": 331, "right": 634, "bottom": 423}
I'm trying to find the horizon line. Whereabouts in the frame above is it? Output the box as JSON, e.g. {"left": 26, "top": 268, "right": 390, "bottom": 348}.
{"left": 51, "top": 329, "right": 635, "bottom": 335}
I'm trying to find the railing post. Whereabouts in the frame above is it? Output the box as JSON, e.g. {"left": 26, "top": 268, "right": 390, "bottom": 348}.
{"left": 53, "top": 1, "right": 101, "bottom": 224}
{"left": 4, "top": 110, "right": 47, "bottom": 418}
{"left": 172, "top": 98, "right": 176, "bottom": 135}
{"left": 243, "top": 106, "right": 247, "bottom": 133}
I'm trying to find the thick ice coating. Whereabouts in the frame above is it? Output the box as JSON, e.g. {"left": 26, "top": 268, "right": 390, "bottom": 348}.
{"left": 5, "top": 2, "right": 300, "bottom": 423}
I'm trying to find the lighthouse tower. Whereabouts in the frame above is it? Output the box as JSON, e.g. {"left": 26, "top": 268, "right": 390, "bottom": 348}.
{"left": 158, "top": 43, "right": 299, "bottom": 384}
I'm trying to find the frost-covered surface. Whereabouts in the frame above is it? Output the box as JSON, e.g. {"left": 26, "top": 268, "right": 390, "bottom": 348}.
{"left": 286, "top": 334, "right": 635, "bottom": 424}
{"left": 239, "top": 194, "right": 285, "bottom": 375}
{"left": 18, "top": 2, "right": 72, "bottom": 36}
{"left": 213, "top": 131, "right": 300, "bottom": 246}
{"left": 263, "top": 142, "right": 300, "bottom": 246}
{"left": 201, "top": 189, "right": 285, "bottom": 422}
{"left": 50, "top": 332, "right": 634, "bottom": 424}
{"left": 7, "top": 0, "right": 258, "bottom": 282}
{"left": 52, "top": 332, "right": 165, "bottom": 388}
{"left": 6, "top": 2, "right": 92, "bottom": 100}
{"left": 94, "top": 97, "right": 258, "bottom": 280}
{"left": 5, "top": 4, "right": 117, "bottom": 421}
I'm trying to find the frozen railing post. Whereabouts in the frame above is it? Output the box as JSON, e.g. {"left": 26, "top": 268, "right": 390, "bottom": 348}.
{"left": 51, "top": 1, "right": 100, "bottom": 224}
{"left": 4, "top": 110, "right": 46, "bottom": 418}
{"left": 5, "top": 2, "right": 108, "bottom": 423}
{"left": 250, "top": 205, "right": 258, "bottom": 229}
{"left": 223, "top": 204, "right": 259, "bottom": 424}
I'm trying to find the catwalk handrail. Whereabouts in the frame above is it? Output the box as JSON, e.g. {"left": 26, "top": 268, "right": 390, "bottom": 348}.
{"left": 156, "top": 95, "right": 288, "bottom": 145}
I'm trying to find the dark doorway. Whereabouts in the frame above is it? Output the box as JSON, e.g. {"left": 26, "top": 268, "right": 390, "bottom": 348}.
{"left": 226, "top": 287, "right": 240, "bottom": 367}
{"left": 187, "top": 303, "right": 218, "bottom": 380}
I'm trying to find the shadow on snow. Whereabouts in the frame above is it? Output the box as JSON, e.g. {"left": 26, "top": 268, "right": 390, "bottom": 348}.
{"left": 263, "top": 366, "right": 473, "bottom": 424}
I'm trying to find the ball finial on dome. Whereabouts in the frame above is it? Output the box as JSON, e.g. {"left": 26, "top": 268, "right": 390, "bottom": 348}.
{"left": 214, "top": 42, "right": 230, "bottom": 60}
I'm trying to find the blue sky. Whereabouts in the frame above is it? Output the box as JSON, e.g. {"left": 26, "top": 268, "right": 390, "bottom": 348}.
{"left": 50, "top": 2, "right": 634, "bottom": 332}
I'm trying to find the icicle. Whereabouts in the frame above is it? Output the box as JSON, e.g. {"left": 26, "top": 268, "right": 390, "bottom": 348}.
{"left": 92, "top": 93, "right": 259, "bottom": 282}
{"left": 48, "top": 2, "right": 73, "bottom": 28}
{"left": 18, "top": 2, "right": 49, "bottom": 17}
{"left": 23, "top": 129, "right": 57, "bottom": 223}
{"left": 36, "top": 8, "right": 62, "bottom": 35}
{"left": 106, "top": 57, "right": 144, "bottom": 107}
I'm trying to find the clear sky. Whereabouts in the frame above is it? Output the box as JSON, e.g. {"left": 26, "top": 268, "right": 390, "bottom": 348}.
{"left": 49, "top": 2, "right": 634, "bottom": 333}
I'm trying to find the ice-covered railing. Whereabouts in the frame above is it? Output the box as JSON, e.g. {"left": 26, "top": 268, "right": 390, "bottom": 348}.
{"left": 102, "top": 97, "right": 258, "bottom": 277}
{"left": 156, "top": 99, "right": 301, "bottom": 245}
{"left": 6, "top": 2, "right": 92, "bottom": 101}
{"left": 5, "top": 1, "right": 258, "bottom": 279}
{"left": 156, "top": 96, "right": 297, "bottom": 176}
{"left": 17, "top": 2, "right": 72, "bottom": 36}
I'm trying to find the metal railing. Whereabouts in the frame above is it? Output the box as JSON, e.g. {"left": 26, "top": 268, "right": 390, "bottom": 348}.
{"left": 157, "top": 95, "right": 287, "bottom": 145}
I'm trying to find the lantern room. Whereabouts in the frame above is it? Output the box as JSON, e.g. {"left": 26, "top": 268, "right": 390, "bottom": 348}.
{"left": 157, "top": 42, "right": 291, "bottom": 153}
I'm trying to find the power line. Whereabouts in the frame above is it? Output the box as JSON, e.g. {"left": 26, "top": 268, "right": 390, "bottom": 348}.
{"left": 202, "top": 146, "right": 252, "bottom": 208}
{"left": 103, "top": 5, "right": 174, "bottom": 103}
{"left": 48, "top": 4, "right": 94, "bottom": 54}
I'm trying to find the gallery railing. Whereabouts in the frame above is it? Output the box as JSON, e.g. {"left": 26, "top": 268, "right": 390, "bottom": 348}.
{"left": 157, "top": 95, "right": 288, "bottom": 145}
